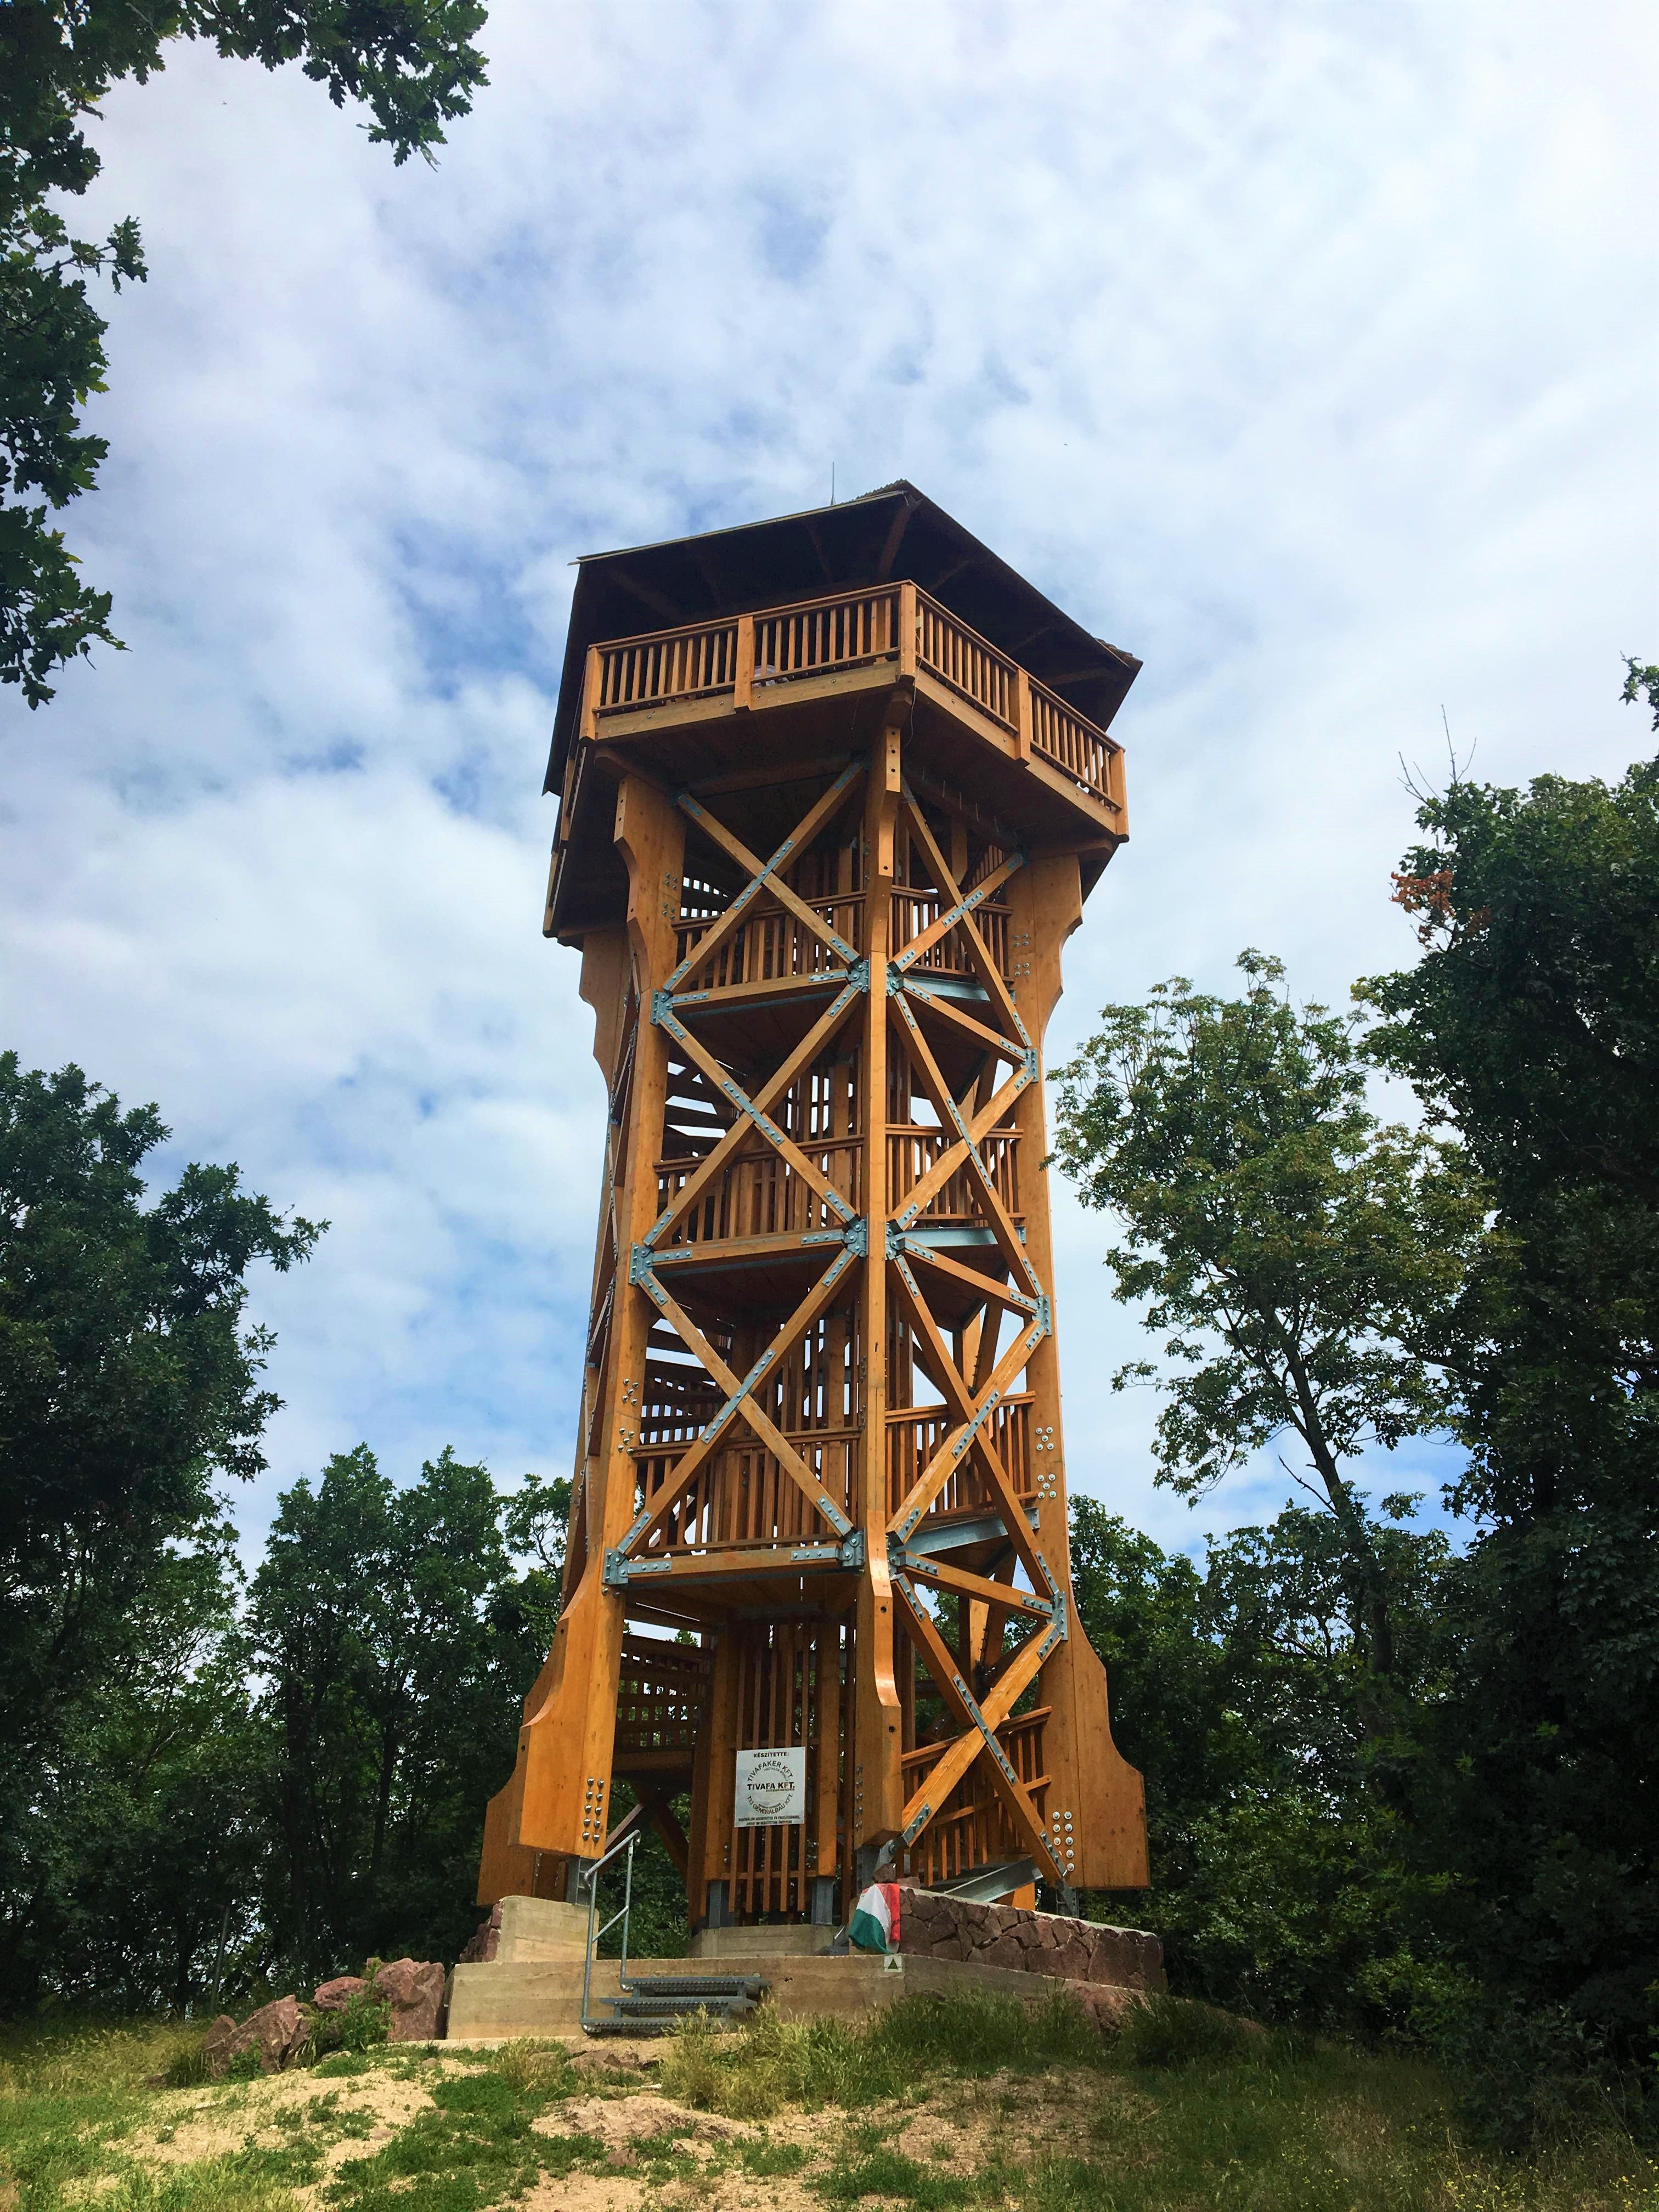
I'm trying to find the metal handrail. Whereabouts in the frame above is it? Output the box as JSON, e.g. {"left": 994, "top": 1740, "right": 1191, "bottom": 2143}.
{"left": 578, "top": 1830, "right": 639, "bottom": 2035}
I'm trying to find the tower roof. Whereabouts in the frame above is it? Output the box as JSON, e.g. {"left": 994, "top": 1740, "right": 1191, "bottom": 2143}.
{"left": 544, "top": 479, "right": 1139, "bottom": 794}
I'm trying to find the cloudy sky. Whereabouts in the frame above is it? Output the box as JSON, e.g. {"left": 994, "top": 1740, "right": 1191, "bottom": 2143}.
{"left": 2, "top": 0, "right": 1654, "bottom": 1568}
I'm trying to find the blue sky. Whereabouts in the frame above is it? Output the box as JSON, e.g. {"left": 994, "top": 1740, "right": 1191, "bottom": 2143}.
{"left": 2, "top": 0, "right": 1654, "bottom": 1568}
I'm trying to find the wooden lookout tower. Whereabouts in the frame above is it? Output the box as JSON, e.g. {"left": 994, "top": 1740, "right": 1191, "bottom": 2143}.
{"left": 479, "top": 482, "right": 1149, "bottom": 1931}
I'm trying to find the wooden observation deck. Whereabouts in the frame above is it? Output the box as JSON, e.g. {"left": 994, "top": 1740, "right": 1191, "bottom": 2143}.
{"left": 479, "top": 481, "right": 1148, "bottom": 1927}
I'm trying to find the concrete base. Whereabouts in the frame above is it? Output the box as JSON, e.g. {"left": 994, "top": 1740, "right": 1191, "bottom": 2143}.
{"left": 445, "top": 1948, "right": 1144, "bottom": 2040}
{"left": 690, "top": 1925, "right": 838, "bottom": 1960}
{"left": 495, "top": 1895, "right": 590, "bottom": 1962}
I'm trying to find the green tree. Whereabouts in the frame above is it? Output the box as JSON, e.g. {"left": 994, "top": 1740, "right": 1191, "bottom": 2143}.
{"left": 1, "top": 0, "right": 488, "bottom": 707}
{"left": 1362, "top": 722, "right": 1659, "bottom": 2047}
{"left": 247, "top": 1445, "right": 546, "bottom": 1978}
{"left": 0, "top": 1049, "right": 317, "bottom": 2005}
{"left": 1051, "top": 953, "right": 1487, "bottom": 1705}
{"left": 15, "top": 1527, "right": 269, "bottom": 2013}
{"left": 1070, "top": 1500, "right": 1458, "bottom": 2032}
{"left": 496, "top": 1468, "right": 572, "bottom": 1655}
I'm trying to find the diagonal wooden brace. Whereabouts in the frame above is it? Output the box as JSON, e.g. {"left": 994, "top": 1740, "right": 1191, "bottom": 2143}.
{"left": 887, "top": 1058, "right": 1036, "bottom": 1232}
{"left": 620, "top": 1241, "right": 860, "bottom": 1554}
{"left": 891, "top": 991, "right": 1042, "bottom": 1300}
{"left": 895, "top": 976, "right": 1025, "bottom": 1065}
{"left": 889, "top": 1259, "right": 1053, "bottom": 1598}
{"left": 892, "top": 1573, "right": 1064, "bottom": 1878}
{"left": 891, "top": 850, "right": 1024, "bottom": 976}
{"left": 648, "top": 985, "right": 862, "bottom": 1243}
{"left": 664, "top": 760, "right": 866, "bottom": 990}
{"left": 673, "top": 761, "right": 866, "bottom": 980}
{"left": 897, "top": 791, "right": 1031, "bottom": 1049}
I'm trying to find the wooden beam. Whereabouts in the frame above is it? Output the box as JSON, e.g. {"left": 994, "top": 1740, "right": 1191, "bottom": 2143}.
{"left": 898, "top": 1551, "right": 1052, "bottom": 1620}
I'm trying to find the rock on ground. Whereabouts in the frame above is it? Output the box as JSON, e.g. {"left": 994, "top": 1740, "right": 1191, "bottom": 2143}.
{"left": 313, "top": 1976, "right": 369, "bottom": 2011}
{"left": 204, "top": 1995, "right": 309, "bottom": 2077}
{"left": 373, "top": 1957, "right": 447, "bottom": 2040}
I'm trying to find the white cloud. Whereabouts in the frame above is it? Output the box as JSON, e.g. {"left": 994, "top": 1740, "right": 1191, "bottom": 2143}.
{"left": 1, "top": 0, "right": 1653, "bottom": 1566}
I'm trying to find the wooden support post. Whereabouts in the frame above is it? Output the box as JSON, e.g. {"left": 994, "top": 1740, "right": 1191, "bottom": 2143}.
{"left": 853, "top": 713, "right": 905, "bottom": 1876}
{"left": 1005, "top": 849, "right": 1148, "bottom": 1889}
{"left": 690, "top": 1624, "right": 743, "bottom": 1926}
{"left": 515, "top": 776, "right": 684, "bottom": 1874}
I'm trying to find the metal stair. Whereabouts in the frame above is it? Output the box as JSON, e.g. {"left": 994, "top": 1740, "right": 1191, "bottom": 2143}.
{"left": 578, "top": 1835, "right": 770, "bottom": 2034}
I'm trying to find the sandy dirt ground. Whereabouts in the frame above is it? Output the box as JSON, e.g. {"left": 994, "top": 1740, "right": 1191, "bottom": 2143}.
{"left": 77, "top": 2044, "right": 1144, "bottom": 2211}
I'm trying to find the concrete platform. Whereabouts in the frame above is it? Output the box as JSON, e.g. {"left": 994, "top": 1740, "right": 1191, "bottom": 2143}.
{"left": 445, "top": 1948, "right": 1142, "bottom": 2039}
{"left": 689, "top": 1924, "right": 838, "bottom": 1960}
{"left": 495, "top": 1895, "right": 589, "bottom": 1961}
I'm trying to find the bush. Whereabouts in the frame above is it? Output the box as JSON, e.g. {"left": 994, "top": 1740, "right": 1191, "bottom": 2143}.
{"left": 1437, "top": 1995, "right": 1658, "bottom": 2155}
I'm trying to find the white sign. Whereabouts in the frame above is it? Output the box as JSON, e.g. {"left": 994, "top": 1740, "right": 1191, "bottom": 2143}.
{"left": 733, "top": 1746, "right": 806, "bottom": 1827}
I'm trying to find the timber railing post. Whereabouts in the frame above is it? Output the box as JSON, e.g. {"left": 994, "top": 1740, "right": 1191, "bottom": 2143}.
{"left": 733, "top": 613, "right": 755, "bottom": 712}
{"left": 1013, "top": 667, "right": 1032, "bottom": 763}
{"left": 899, "top": 582, "right": 918, "bottom": 679}
{"left": 581, "top": 644, "right": 601, "bottom": 742}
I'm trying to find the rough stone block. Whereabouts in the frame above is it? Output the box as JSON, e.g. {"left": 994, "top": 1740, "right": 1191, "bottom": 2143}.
{"left": 374, "top": 1958, "right": 447, "bottom": 2041}
{"left": 313, "top": 1976, "right": 368, "bottom": 2012}
{"left": 206, "top": 1995, "right": 307, "bottom": 2077}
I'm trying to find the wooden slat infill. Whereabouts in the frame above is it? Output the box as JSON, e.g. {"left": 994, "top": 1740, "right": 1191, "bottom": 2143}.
{"left": 1025, "top": 671, "right": 1123, "bottom": 810}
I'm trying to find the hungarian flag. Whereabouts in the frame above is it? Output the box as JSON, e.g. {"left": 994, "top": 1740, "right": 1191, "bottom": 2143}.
{"left": 848, "top": 1882, "right": 902, "bottom": 1953}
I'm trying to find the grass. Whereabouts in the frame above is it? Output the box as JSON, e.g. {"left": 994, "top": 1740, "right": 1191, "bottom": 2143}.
{"left": 0, "top": 1997, "right": 1652, "bottom": 2212}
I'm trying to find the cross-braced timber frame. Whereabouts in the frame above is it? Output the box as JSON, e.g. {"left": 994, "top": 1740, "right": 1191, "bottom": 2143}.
{"left": 480, "top": 656, "right": 1147, "bottom": 1921}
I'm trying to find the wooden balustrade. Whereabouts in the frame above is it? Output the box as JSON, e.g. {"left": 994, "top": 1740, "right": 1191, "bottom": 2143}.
{"left": 890, "top": 889, "right": 1009, "bottom": 976}
{"left": 597, "top": 619, "right": 738, "bottom": 712}
{"left": 752, "top": 588, "right": 900, "bottom": 682}
{"left": 900, "top": 1707, "right": 1050, "bottom": 1887}
{"left": 914, "top": 595, "right": 1017, "bottom": 730}
{"left": 633, "top": 1430, "right": 859, "bottom": 1551}
{"left": 614, "top": 1636, "right": 708, "bottom": 1759}
{"left": 674, "top": 896, "right": 864, "bottom": 990}
{"left": 887, "top": 1396, "right": 1033, "bottom": 1521}
{"left": 630, "top": 1389, "right": 1035, "bottom": 1552}
{"left": 584, "top": 584, "right": 1122, "bottom": 819}
{"left": 1027, "top": 674, "right": 1123, "bottom": 812}
{"left": 656, "top": 1136, "right": 863, "bottom": 1244}
{"left": 888, "top": 1125, "right": 1019, "bottom": 1220}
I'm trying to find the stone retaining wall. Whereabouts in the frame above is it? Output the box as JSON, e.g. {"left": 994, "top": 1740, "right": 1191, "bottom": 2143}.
{"left": 899, "top": 1889, "right": 1164, "bottom": 1992}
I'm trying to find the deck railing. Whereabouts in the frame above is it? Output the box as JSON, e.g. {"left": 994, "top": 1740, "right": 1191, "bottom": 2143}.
{"left": 631, "top": 1430, "right": 858, "bottom": 1551}
{"left": 673, "top": 895, "right": 865, "bottom": 991}
{"left": 598, "top": 619, "right": 738, "bottom": 711}
{"left": 890, "top": 889, "right": 1010, "bottom": 976}
{"left": 1028, "top": 675, "right": 1125, "bottom": 811}
{"left": 613, "top": 1636, "right": 708, "bottom": 1759}
{"left": 915, "top": 594, "right": 1017, "bottom": 729}
{"left": 655, "top": 1137, "right": 864, "bottom": 1245}
{"left": 889, "top": 1124, "right": 1020, "bottom": 1221}
{"left": 900, "top": 1706, "right": 1050, "bottom": 1886}
{"left": 753, "top": 588, "right": 900, "bottom": 684}
{"left": 584, "top": 581, "right": 1123, "bottom": 813}
{"left": 887, "top": 1395, "right": 1034, "bottom": 1522}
